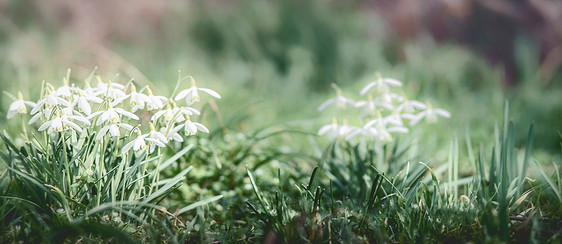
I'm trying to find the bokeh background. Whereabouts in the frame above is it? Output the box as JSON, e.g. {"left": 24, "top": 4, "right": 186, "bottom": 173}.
{"left": 0, "top": 0, "right": 561, "bottom": 158}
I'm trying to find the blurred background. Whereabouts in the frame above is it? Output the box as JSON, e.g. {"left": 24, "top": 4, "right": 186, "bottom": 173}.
{"left": 0, "top": 0, "right": 561, "bottom": 158}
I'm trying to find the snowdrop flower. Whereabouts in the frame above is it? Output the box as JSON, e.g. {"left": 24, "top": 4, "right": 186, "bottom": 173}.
{"left": 151, "top": 105, "right": 200, "bottom": 124}
{"left": 378, "top": 92, "right": 402, "bottom": 110}
{"left": 38, "top": 116, "right": 83, "bottom": 134}
{"left": 122, "top": 130, "right": 164, "bottom": 153}
{"left": 73, "top": 91, "right": 103, "bottom": 116}
{"left": 318, "top": 120, "right": 339, "bottom": 139}
{"left": 31, "top": 91, "right": 71, "bottom": 116}
{"left": 7, "top": 92, "right": 36, "bottom": 119}
{"left": 318, "top": 84, "right": 355, "bottom": 111}
{"left": 55, "top": 77, "right": 74, "bottom": 99}
{"left": 407, "top": 103, "right": 451, "bottom": 125}
{"left": 89, "top": 106, "right": 139, "bottom": 126}
{"left": 96, "top": 122, "right": 133, "bottom": 140}
{"left": 174, "top": 77, "right": 221, "bottom": 105}
{"left": 28, "top": 110, "right": 48, "bottom": 125}
{"left": 360, "top": 73, "right": 403, "bottom": 95}
{"left": 161, "top": 127, "right": 183, "bottom": 142}
{"left": 318, "top": 118, "right": 354, "bottom": 140}
{"left": 345, "top": 123, "right": 380, "bottom": 141}
{"left": 144, "top": 87, "right": 168, "bottom": 111}
{"left": 125, "top": 84, "right": 150, "bottom": 112}
{"left": 396, "top": 99, "right": 426, "bottom": 114}
{"left": 170, "top": 115, "right": 209, "bottom": 136}
{"left": 162, "top": 126, "right": 183, "bottom": 142}
{"left": 147, "top": 123, "right": 168, "bottom": 153}
{"left": 95, "top": 76, "right": 126, "bottom": 102}
{"left": 363, "top": 117, "right": 409, "bottom": 143}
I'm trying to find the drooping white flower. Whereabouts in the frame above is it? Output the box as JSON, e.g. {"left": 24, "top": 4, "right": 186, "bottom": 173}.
{"left": 142, "top": 87, "right": 168, "bottom": 111}
{"left": 363, "top": 116, "right": 409, "bottom": 143}
{"left": 89, "top": 106, "right": 139, "bottom": 126}
{"left": 31, "top": 92, "right": 72, "bottom": 116}
{"left": 122, "top": 134, "right": 148, "bottom": 153}
{"left": 122, "top": 131, "right": 165, "bottom": 153}
{"left": 151, "top": 106, "right": 200, "bottom": 124}
{"left": 318, "top": 84, "right": 355, "bottom": 111}
{"left": 72, "top": 91, "right": 103, "bottom": 116}
{"left": 396, "top": 99, "right": 426, "bottom": 114}
{"left": 407, "top": 103, "right": 451, "bottom": 125}
{"left": 147, "top": 123, "right": 167, "bottom": 153}
{"left": 7, "top": 92, "right": 36, "bottom": 119}
{"left": 360, "top": 74, "right": 403, "bottom": 95}
{"left": 125, "top": 84, "right": 151, "bottom": 112}
{"left": 38, "top": 116, "right": 83, "bottom": 134}
{"left": 95, "top": 76, "right": 126, "bottom": 102}
{"left": 96, "top": 122, "right": 133, "bottom": 140}
{"left": 54, "top": 69, "right": 75, "bottom": 99}
{"left": 318, "top": 118, "right": 354, "bottom": 140}
{"left": 174, "top": 77, "right": 221, "bottom": 105}
{"left": 28, "top": 110, "right": 48, "bottom": 125}
{"left": 170, "top": 115, "right": 209, "bottom": 136}
{"left": 162, "top": 126, "right": 183, "bottom": 142}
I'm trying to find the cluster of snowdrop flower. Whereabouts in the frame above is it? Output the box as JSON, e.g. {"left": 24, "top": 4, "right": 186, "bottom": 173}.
{"left": 318, "top": 73, "right": 450, "bottom": 145}
{"left": 6, "top": 68, "right": 220, "bottom": 154}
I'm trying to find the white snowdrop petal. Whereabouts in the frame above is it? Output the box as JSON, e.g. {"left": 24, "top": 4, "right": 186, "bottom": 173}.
{"left": 174, "top": 89, "right": 191, "bottom": 101}
{"left": 65, "top": 120, "right": 83, "bottom": 133}
{"left": 38, "top": 121, "right": 52, "bottom": 131}
{"left": 182, "top": 107, "right": 200, "bottom": 115}
{"left": 359, "top": 82, "right": 376, "bottom": 96}
{"left": 318, "top": 124, "right": 334, "bottom": 136}
{"left": 151, "top": 110, "right": 166, "bottom": 121}
{"left": 29, "top": 113, "right": 41, "bottom": 124}
{"left": 56, "top": 97, "right": 71, "bottom": 107}
{"left": 383, "top": 78, "right": 403, "bottom": 87}
{"left": 154, "top": 132, "right": 168, "bottom": 142}
{"left": 7, "top": 110, "right": 16, "bottom": 119}
{"left": 170, "top": 124, "right": 184, "bottom": 135}
{"left": 24, "top": 101, "right": 37, "bottom": 107}
{"left": 109, "top": 124, "right": 120, "bottom": 136}
{"left": 410, "top": 101, "right": 427, "bottom": 109}
{"left": 435, "top": 109, "right": 451, "bottom": 118}
{"left": 198, "top": 88, "right": 221, "bottom": 99}
{"left": 115, "top": 108, "right": 139, "bottom": 120}
{"left": 318, "top": 98, "right": 336, "bottom": 112}
{"left": 387, "top": 127, "right": 409, "bottom": 133}
{"left": 122, "top": 140, "right": 135, "bottom": 153}
{"left": 30, "top": 100, "right": 45, "bottom": 115}
{"left": 118, "top": 123, "right": 134, "bottom": 131}
{"left": 146, "top": 138, "right": 166, "bottom": 147}
{"left": 97, "top": 125, "right": 110, "bottom": 140}
{"left": 194, "top": 123, "right": 209, "bottom": 133}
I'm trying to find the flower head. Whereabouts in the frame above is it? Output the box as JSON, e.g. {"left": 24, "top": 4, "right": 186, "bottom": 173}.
{"left": 122, "top": 129, "right": 165, "bottom": 154}
{"left": 318, "top": 84, "right": 355, "bottom": 111}
{"left": 7, "top": 92, "right": 36, "bottom": 119}
{"left": 360, "top": 73, "right": 403, "bottom": 95}
{"left": 96, "top": 122, "right": 133, "bottom": 140}
{"left": 407, "top": 102, "right": 451, "bottom": 125}
{"left": 89, "top": 106, "right": 139, "bottom": 126}
{"left": 126, "top": 84, "right": 151, "bottom": 112}
{"left": 170, "top": 115, "right": 209, "bottom": 136}
{"left": 95, "top": 76, "right": 126, "bottom": 102}
{"left": 174, "top": 77, "right": 221, "bottom": 105}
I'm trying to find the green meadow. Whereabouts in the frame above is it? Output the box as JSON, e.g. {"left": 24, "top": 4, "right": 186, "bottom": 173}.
{"left": 0, "top": 1, "right": 560, "bottom": 243}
